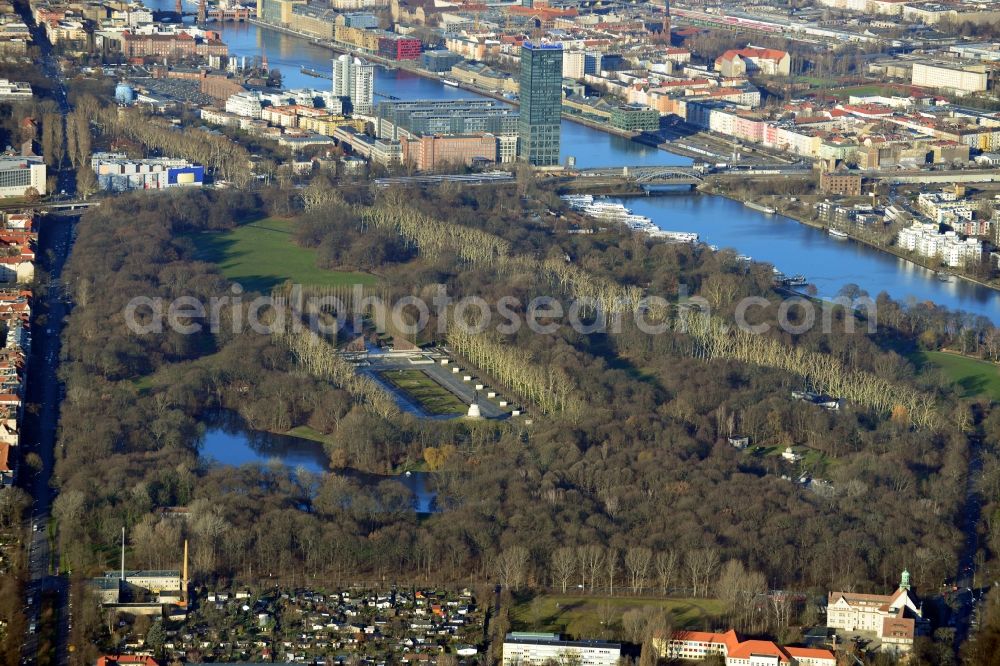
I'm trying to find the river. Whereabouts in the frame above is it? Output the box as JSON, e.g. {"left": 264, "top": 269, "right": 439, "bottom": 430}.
{"left": 142, "top": 8, "right": 1000, "bottom": 320}
{"left": 619, "top": 195, "right": 1000, "bottom": 319}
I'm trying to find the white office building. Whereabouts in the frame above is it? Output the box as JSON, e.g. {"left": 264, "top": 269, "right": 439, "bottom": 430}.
{"left": 911, "top": 61, "right": 988, "bottom": 95}
{"left": 0, "top": 157, "right": 45, "bottom": 197}
{"left": 225, "top": 91, "right": 263, "bottom": 119}
{"left": 502, "top": 633, "right": 620, "bottom": 666}
{"left": 0, "top": 79, "right": 31, "bottom": 100}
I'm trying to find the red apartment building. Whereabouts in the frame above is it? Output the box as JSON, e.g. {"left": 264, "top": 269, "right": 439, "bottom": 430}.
{"left": 377, "top": 34, "right": 422, "bottom": 61}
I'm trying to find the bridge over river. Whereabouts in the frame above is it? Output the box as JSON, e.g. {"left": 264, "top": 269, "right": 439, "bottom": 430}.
{"left": 572, "top": 164, "right": 812, "bottom": 187}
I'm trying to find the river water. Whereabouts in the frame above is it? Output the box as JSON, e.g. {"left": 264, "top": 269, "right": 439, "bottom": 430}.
{"left": 619, "top": 195, "right": 1000, "bottom": 318}
{"left": 143, "top": 8, "right": 1000, "bottom": 320}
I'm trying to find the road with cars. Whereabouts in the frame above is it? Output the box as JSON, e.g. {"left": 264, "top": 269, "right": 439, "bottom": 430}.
{"left": 13, "top": 0, "right": 76, "bottom": 660}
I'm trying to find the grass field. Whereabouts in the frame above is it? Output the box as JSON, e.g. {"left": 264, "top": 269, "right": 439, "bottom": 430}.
{"left": 828, "top": 85, "right": 898, "bottom": 99}
{"left": 794, "top": 75, "right": 841, "bottom": 87}
{"left": 916, "top": 351, "right": 1000, "bottom": 401}
{"left": 192, "top": 218, "right": 376, "bottom": 293}
{"left": 511, "top": 594, "right": 724, "bottom": 638}
{"left": 382, "top": 369, "right": 467, "bottom": 415}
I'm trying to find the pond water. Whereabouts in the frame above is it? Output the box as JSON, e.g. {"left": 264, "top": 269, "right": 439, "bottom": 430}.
{"left": 200, "top": 411, "right": 438, "bottom": 512}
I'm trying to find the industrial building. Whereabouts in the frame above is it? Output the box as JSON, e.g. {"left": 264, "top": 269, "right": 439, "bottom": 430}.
{"left": 91, "top": 152, "right": 205, "bottom": 192}
{"left": 90, "top": 536, "right": 192, "bottom": 616}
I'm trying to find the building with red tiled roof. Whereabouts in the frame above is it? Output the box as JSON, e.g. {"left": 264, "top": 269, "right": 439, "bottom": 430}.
{"left": 0, "top": 442, "right": 11, "bottom": 485}
{"left": 840, "top": 103, "right": 895, "bottom": 119}
{"left": 96, "top": 657, "right": 159, "bottom": 666}
{"left": 655, "top": 628, "right": 835, "bottom": 666}
{"left": 827, "top": 570, "right": 927, "bottom": 654}
{"left": 715, "top": 47, "right": 790, "bottom": 78}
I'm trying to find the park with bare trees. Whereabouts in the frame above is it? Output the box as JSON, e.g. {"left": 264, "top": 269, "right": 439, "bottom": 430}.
{"left": 41, "top": 176, "right": 1000, "bottom": 663}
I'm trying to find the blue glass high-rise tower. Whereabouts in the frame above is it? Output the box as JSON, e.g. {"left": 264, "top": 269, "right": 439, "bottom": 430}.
{"left": 518, "top": 42, "right": 563, "bottom": 166}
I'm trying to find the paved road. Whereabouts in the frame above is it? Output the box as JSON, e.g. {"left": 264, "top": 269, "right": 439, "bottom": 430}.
{"left": 951, "top": 423, "right": 985, "bottom": 653}
{"left": 13, "top": 0, "right": 75, "bottom": 660}
{"left": 18, "top": 214, "right": 74, "bottom": 666}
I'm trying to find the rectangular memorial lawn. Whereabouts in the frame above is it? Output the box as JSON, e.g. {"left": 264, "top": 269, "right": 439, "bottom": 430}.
{"left": 381, "top": 369, "right": 468, "bottom": 416}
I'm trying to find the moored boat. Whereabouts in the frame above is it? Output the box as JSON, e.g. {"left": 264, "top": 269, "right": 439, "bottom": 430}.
{"left": 745, "top": 201, "right": 776, "bottom": 215}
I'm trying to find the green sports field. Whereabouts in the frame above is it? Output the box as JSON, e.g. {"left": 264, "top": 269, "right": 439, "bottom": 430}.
{"left": 192, "top": 218, "right": 376, "bottom": 293}
{"left": 916, "top": 351, "right": 1000, "bottom": 401}
{"left": 511, "top": 594, "right": 724, "bottom": 638}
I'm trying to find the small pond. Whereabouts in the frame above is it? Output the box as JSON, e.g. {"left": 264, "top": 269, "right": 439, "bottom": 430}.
{"left": 199, "top": 411, "right": 437, "bottom": 513}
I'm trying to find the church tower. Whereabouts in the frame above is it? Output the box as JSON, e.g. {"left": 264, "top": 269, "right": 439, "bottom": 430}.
{"left": 662, "top": 0, "right": 671, "bottom": 43}
{"left": 900, "top": 568, "right": 911, "bottom": 591}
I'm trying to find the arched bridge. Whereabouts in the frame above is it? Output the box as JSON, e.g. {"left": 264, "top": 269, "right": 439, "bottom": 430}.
{"left": 576, "top": 165, "right": 704, "bottom": 184}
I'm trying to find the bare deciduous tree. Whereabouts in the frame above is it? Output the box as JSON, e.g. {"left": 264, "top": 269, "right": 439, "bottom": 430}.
{"left": 685, "top": 548, "right": 719, "bottom": 598}
{"left": 625, "top": 546, "right": 653, "bottom": 595}
{"left": 552, "top": 547, "right": 576, "bottom": 594}
{"left": 578, "top": 545, "right": 604, "bottom": 592}
{"left": 494, "top": 546, "right": 530, "bottom": 590}
{"left": 655, "top": 550, "right": 679, "bottom": 595}
{"left": 606, "top": 547, "right": 620, "bottom": 596}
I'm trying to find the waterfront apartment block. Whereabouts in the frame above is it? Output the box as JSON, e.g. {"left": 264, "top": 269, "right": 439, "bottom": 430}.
{"left": 820, "top": 171, "right": 863, "bottom": 197}
{"left": 518, "top": 42, "right": 563, "bottom": 166}
{"left": 897, "top": 222, "right": 983, "bottom": 267}
{"left": 332, "top": 54, "right": 375, "bottom": 116}
{"left": 375, "top": 99, "right": 518, "bottom": 140}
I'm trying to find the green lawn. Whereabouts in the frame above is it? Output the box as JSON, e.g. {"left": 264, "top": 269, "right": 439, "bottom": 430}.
{"left": 192, "top": 217, "right": 376, "bottom": 293}
{"left": 916, "top": 351, "right": 1000, "bottom": 401}
{"left": 382, "top": 369, "right": 467, "bottom": 415}
{"left": 511, "top": 594, "right": 724, "bottom": 638}
{"left": 286, "top": 425, "right": 330, "bottom": 443}
{"left": 828, "top": 85, "right": 898, "bottom": 99}
{"left": 794, "top": 75, "right": 841, "bottom": 87}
